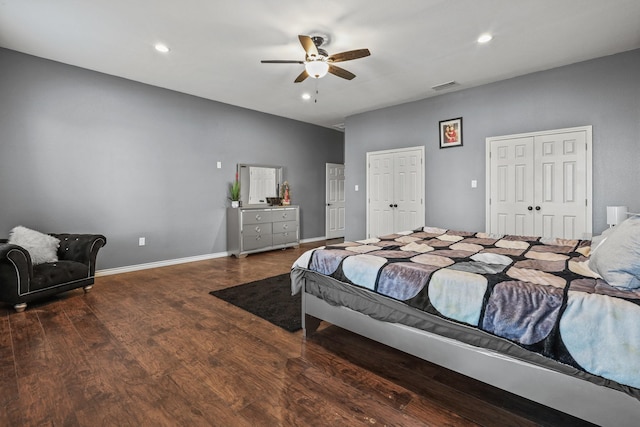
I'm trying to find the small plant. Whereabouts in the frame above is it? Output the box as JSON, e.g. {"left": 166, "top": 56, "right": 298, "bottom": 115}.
{"left": 229, "top": 172, "right": 240, "bottom": 201}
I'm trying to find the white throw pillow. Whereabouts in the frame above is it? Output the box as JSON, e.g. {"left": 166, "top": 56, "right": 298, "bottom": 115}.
{"left": 589, "top": 216, "right": 640, "bottom": 289}
{"left": 8, "top": 226, "right": 60, "bottom": 265}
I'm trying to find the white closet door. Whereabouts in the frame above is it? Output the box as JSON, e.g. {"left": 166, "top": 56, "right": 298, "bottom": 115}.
{"left": 394, "top": 149, "right": 423, "bottom": 232}
{"left": 534, "top": 130, "right": 588, "bottom": 239}
{"left": 486, "top": 126, "right": 592, "bottom": 240}
{"left": 489, "top": 137, "right": 535, "bottom": 236}
{"left": 368, "top": 152, "right": 395, "bottom": 238}
{"left": 367, "top": 147, "right": 424, "bottom": 238}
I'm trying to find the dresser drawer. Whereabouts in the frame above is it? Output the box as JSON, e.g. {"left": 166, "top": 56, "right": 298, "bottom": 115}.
{"left": 242, "top": 210, "right": 273, "bottom": 225}
{"left": 243, "top": 223, "right": 272, "bottom": 236}
{"left": 272, "top": 220, "right": 297, "bottom": 234}
{"left": 273, "top": 209, "right": 297, "bottom": 222}
{"left": 242, "top": 234, "right": 272, "bottom": 251}
{"left": 273, "top": 232, "right": 298, "bottom": 246}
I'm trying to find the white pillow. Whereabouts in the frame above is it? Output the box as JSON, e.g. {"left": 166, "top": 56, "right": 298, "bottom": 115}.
{"left": 589, "top": 216, "right": 640, "bottom": 289}
{"left": 8, "top": 226, "right": 60, "bottom": 265}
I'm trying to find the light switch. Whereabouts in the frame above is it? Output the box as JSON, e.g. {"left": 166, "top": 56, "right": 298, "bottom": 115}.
{"left": 355, "top": 185, "right": 359, "bottom": 191}
{"left": 471, "top": 180, "right": 478, "bottom": 188}
{"left": 217, "top": 161, "right": 222, "bottom": 169}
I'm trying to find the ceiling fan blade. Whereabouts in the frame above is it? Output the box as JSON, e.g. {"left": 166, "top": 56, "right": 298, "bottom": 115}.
{"left": 328, "top": 49, "right": 371, "bottom": 63}
{"left": 298, "top": 35, "right": 319, "bottom": 57}
{"left": 328, "top": 64, "right": 356, "bottom": 80}
{"left": 294, "top": 69, "right": 309, "bottom": 83}
{"left": 261, "top": 60, "right": 304, "bottom": 64}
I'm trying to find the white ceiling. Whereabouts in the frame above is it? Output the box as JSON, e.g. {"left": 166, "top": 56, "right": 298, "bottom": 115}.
{"left": 1, "top": 0, "right": 640, "bottom": 130}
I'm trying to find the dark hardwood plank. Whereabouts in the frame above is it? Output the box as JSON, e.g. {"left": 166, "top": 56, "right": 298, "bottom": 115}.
{"left": 0, "top": 243, "right": 596, "bottom": 426}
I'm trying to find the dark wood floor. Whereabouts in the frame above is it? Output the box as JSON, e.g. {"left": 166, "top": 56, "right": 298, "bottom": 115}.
{"left": 0, "top": 242, "right": 595, "bottom": 426}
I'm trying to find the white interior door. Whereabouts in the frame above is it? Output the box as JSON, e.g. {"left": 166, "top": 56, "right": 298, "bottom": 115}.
{"left": 325, "top": 163, "right": 345, "bottom": 239}
{"left": 367, "top": 146, "right": 424, "bottom": 238}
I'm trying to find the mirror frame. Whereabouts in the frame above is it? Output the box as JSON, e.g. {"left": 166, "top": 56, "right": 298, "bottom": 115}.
{"left": 237, "top": 163, "right": 283, "bottom": 207}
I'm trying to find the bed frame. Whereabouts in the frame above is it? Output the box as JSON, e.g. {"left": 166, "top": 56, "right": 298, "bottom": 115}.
{"left": 301, "top": 282, "right": 640, "bottom": 426}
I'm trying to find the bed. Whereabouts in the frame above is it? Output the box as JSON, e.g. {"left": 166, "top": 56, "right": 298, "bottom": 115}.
{"left": 291, "top": 218, "right": 640, "bottom": 426}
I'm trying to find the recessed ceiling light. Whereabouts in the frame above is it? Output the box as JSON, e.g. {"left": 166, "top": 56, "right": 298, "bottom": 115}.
{"left": 477, "top": 34, "right": 493, "bottom": 44}
{"left": 154, "top": 43, "right": 170, "bottom": 53}
{"left": 301, "top": 93, "right": 311, "bottom": 100}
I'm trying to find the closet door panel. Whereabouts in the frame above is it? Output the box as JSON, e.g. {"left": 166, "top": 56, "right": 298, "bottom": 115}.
{"left": 489, "top": 137, "right": 535, "bottom": 236}
{"left": 534, "top": 131, "right": 587, "bottom": 239}
{"left": 369, "top": 152, "right": 395, "bottom": 237}
{"left": 394, "top": 149, "right": 423, "bottom": 232}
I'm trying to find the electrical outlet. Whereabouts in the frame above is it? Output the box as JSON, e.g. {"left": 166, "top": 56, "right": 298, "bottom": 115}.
{"left": 139, "top": 237, "right": 146, "bottom": 246}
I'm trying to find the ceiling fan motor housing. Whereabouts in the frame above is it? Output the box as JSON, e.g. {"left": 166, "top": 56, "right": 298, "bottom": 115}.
{"left": 311, "top": 35, "right": 327, "bottom": 47}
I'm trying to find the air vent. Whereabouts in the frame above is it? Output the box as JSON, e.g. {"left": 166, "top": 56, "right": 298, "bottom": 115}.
{"left": 431, "top": 81, "right": 459, "bottom": 91}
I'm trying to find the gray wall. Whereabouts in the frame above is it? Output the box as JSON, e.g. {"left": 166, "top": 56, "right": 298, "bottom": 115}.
{"left": 0, "top": 48, "right": 344, "bottom": 270}
{"left": 345, "top": 49, "right": 640, "bottom": 240}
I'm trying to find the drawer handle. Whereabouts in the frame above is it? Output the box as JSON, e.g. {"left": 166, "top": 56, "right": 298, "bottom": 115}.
{"left": 283, "top": 224, "right": 288, "bottom": 229}
{"left": 282, "top": 213, "right": 288, "bottom": 218}
{"left": 255, "top": 215, "right": 262, "bottom": 221}
{"left": 256, "top": 236, "right": 261, "bottom": 241}
{"left": 255, "top": 226, "right": 261, "bottom": 233}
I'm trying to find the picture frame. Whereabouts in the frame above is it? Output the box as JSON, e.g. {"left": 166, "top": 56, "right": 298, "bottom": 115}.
{"left": 439, "top": 117, "right": 463, "bottom": 148}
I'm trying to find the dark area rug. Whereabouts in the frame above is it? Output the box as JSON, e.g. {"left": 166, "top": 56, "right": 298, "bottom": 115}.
{"left": 210, "top": 273, "right": 301, "bottom": 332}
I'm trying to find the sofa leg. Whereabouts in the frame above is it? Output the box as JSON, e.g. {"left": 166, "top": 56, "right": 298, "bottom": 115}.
{"left": 14, "top": 303, "right": 27, "bottom": 313}
{"left": 83, "top": 285, "right": 93, "bottom": 293}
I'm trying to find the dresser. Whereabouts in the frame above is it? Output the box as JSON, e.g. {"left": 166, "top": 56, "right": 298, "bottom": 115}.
{"left": 227, "top": 206, "right": 299, "bottom": 257}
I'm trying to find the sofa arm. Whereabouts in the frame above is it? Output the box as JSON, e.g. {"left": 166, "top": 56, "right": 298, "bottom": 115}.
{"left": 52, "top": 234, "right": 107, "bottom": 276}
{"left": 0, "top": 243, "right": 33, "bottom": 300}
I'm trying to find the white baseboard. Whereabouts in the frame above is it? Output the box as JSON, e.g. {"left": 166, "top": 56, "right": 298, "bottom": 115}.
{"left": 96, "top": 251, "right": 230, "bottom": 276}
{"left": 96, "top": 236, "right": 328, "bottom": 277}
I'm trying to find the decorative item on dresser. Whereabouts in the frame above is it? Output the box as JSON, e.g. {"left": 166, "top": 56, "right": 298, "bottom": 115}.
{"left": 229, "top": 172, "right": 241, "bottom": 208}
{"left": 227, "top": 206, "right": 299, "bottom": 257}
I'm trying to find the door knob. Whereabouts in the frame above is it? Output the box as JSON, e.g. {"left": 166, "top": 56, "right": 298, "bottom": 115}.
{"left": 389, "top": 204, "right": 393, "bottom": 208}
{"left": 393, "top": 204, "right": 398, "bottom": 208}
{"left": 535, "top": 206, "right": 541, "bottom": 211}
{"left": 527, "top": 206, "right": 533, "bottom": 211}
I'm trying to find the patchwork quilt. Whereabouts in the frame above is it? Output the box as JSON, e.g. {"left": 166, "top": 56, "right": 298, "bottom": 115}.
{"left": 293, "top": 227, "right": 640, "bottom": 390}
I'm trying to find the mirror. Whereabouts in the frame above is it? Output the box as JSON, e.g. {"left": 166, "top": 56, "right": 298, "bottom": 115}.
{"left": 237, "top": 164, "right": 283, "bottom": 207}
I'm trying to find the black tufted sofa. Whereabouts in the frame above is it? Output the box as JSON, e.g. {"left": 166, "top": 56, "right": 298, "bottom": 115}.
{"left": 0, "top": 233, "right": 106, "bottom": 312}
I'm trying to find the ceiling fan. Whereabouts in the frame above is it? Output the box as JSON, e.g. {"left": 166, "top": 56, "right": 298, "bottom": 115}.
{"left": 261, "top": 35, "right": 371, "bottom": 83}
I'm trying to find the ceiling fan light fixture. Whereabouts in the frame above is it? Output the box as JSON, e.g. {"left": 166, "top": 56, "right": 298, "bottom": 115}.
{"left": 305, "top": 60, "right": 329, "bottom": 79}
